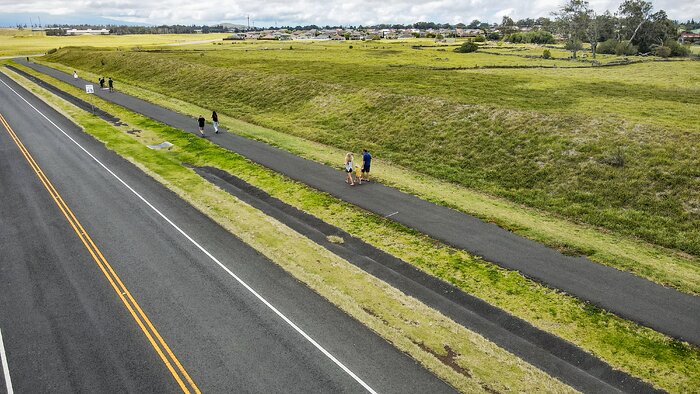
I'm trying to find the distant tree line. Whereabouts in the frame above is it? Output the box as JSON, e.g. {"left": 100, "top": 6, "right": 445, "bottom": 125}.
{"left": 44, "top": 24, "right": 230, "bottom": 36}
{"left": 553, "top": 0, "right": 689, "bottom": 58}
{"left": 681, "top": 19, "right": 700, "bottom": 30}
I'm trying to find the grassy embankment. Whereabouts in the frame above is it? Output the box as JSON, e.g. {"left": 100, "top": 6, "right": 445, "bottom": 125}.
{"left": 39, "top": 44, "right": 700, "bottom": 294}
{"left": 0, "top": 30, "right": 228, "bottom": 57}
{"left": 2, "top": 64, "right": 577, "bottom": 394}
{"left": 8, "top": 61, "right": 699, "bottom": 392}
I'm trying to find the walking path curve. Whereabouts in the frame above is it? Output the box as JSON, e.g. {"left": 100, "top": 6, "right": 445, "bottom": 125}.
{"left": 16, "top": 59, "right": 700, "bottom": 346}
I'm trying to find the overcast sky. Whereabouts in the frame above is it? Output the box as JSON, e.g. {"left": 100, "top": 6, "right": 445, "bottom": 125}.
{"left": 1, "top": 0, "right": 698, "bottom": 27}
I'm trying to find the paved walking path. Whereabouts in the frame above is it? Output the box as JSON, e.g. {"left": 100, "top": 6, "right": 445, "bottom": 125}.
{"left": 16, "top": 59, "right": 700, "bottom": 346}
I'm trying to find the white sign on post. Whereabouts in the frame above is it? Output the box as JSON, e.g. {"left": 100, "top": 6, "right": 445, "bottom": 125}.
{"left": 85, "top": 84, "right": 94, "bottom": 94}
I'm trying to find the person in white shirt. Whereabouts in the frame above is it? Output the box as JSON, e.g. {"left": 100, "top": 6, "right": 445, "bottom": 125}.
{"left": 344, "top": 152, "right": 356, "bottom": 186}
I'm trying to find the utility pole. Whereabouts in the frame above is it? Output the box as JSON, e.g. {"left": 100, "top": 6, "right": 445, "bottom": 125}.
{"left": 38, "top": 16, "right": 42, "bottom": 27}
{"left": 247, "top": 15, "right": 250, "bottom": 30}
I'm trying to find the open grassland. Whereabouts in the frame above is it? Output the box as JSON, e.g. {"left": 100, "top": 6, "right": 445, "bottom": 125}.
{"left": 36, "top": 56, "right": 700, "bottom": 295}
{"left": 7, "top": 62, "right": 699, "bottom": 392}
{"left": 44, "top": 42, "right": 700, "bottom": 258}
{"left": 0, "top": 30, "right": 228, "bottom": 56}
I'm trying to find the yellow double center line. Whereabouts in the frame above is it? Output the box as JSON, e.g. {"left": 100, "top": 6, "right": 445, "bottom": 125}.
{"left": 0, "top": 113, "right": 200, "bottom": 394}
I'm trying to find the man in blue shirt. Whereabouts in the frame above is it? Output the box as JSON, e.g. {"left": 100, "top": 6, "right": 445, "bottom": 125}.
{"left": 361, "top": 149, "right": 372, "bottom": 182}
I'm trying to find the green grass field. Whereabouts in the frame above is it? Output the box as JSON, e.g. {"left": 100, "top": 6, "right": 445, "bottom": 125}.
{"left": 43, "top": 41, "right": 700, "bottom": 258}
{"left": 0, "top": 29, "right": 228, "bottom": 56}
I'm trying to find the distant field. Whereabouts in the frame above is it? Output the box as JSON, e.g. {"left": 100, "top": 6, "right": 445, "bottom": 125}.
{"left": 0, "top": 29, "right": 228, "bottom": 56}
{"left": 43, "top": 40, "right": 700, "bottom": 255}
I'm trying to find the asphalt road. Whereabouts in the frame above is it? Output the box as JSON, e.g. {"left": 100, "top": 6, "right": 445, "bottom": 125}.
{"left": 0, "top": 70, "right": 454, "bottom": 392}
{"left": 15, "top": 59, "right": 699, "bottom": 346}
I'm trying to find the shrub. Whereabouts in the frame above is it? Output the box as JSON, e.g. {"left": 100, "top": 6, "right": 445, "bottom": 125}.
{"left": 542, "top": 49, "right": 552, "bottom": 59}
{"left": 454, "top": 42, "right": 478, "bottom": 53}
{"left": 473, "top": 35, "right": 486, "bottom": 42}
{"left": 597, "top": 39, "right": 618, "bottom": 54}
{"left": 564, "top": 39, "right": 583, "bottom": 52}
{"left": 615, "top": 40, "right": 638, "bottom": 56}
{"left": 47, "top": 48, "right": 57, "bottom": 54}
{"left": 654, "top": 46, "right": 671, "bottom": 58}
{"left": 349, "top": 45, "right": 353, "bottom": 49}
{"left": 664, "top": 39, "right": 691, "bottom": 57}
{"left": 505, "top": 31, "right": 555, "bottom": 45}
{"left": 599, "top": 39, "right": 638, "bottom": 56}
{"left": 487, "top": 31, "right": 501, "bottom": 40}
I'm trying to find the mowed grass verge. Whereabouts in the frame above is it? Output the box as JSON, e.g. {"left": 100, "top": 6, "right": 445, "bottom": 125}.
{"left": 43, "top": 46, "right": 700, "bottom": 258}
{"left": 33, "top": 58, "right": 700, "bottom": 295}
{"left": 2, "top": 67, "right": 582, "bottom": 393}
{"left": 7, "top": 62, "right": 699, "bottom": 392}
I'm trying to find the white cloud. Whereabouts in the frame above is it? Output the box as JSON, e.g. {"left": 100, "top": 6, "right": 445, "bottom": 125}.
{"left": 0, "top": 0, "right": 697, "bottom": 26}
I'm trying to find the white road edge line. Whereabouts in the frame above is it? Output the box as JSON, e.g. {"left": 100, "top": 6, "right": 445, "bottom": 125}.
{"left": 384, "top": 211, "right": 399, "bottom": 218}
{"left": 0, "top": 328, "right": 14, "bottom": 394}
{"left": 0, "top": 77, "right": 378, "bottom": 394}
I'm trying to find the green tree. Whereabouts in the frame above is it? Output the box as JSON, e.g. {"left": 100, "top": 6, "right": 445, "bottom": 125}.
{"left": 501, "top": 16, "right": 517, "bottom": 35}
{"left": 618, "top": 0, "right": 653, "bottom": 43}
{"left": 618, "top": 1, "right": 677, "bottom": 52}
{"left": 554, "top": 0, "right": 590, "bottom": 59}
{"left": 585, "top": 12, "right": 601, "bottom": 58}
{"left": 467, "top": 19, "right": 481, "bottom": 29}
{"left": 536, "top": 17, "right": 554, "bottom": 31}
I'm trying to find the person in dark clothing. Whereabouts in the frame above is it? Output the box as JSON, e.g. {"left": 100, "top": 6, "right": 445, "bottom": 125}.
{"left": 198, "top": 115, "right": 206, "bottom": 137}
{"left": 212, "top": 111, "right": 219, "bottom": 133}
{"left": 99, "top": 77, "right": 105, "bottom": 89}
{"left": 108, "top": 77, "right": 114, "bottom": 92}
{"left": 361, "top": 149, "right": 372, "bottom": 182}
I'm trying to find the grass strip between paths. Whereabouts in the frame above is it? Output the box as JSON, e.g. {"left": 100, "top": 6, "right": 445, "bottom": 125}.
{"left": 2, "top": 66, "right": 577, "bottom": 394}
{"left": 6, "top": 63, "right": 700, "bottom": 393}
{"left": 32, "top": 58, "right": 700, "bottom": 296}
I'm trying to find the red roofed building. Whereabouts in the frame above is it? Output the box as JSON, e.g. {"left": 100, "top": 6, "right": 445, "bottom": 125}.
{"left": 679, "top": 31, "right": 700, "bottom": 44}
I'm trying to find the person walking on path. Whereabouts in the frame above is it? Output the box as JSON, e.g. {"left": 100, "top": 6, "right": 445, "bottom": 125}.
{"left": 73, "top": 70, "right": 78, "bottom": 79}
{"left": 99, "top": 77, "right": 105, "bottom": 89}
{"left": 198, "top": 115, "right": 206, "bottom": 137}
{"left": 344, "top": 153, "right": 356, "bottom": 186}
{"left": 108, "top": 77, "right": 114, "bottom": 92}
{"left": 212, "top": 111, "right": 219, "bottom": 134}
{"left": 361, "top": 149, "right": 372, "bottom": 182}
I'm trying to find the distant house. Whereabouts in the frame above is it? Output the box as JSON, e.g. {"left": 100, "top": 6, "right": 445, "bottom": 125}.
{"left": 66, "top": 28, "right": 110, "bottom": 35}
{"left": 293, "top": 33, "right": 315, "bottom": 40}
{"left": 456, "top": 28, "right": 482, "bottom": 37}
{"left": 679, "top": 31, "right": 700, "bottom": 44}
{"left": 314, "top": 34, "right": 331, "bottom": 40}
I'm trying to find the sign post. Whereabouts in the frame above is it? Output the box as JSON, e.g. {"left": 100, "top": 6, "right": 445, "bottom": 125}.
{"left": 85, "top": 84, "right": 95, "bottom": 114}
